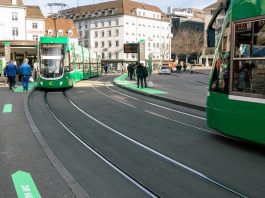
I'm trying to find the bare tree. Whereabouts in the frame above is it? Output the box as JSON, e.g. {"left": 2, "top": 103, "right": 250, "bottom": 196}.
{"left": 172, "top": 28, "right": 204, "bottom": 64}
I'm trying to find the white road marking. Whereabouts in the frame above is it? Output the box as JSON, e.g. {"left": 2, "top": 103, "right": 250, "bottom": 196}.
{"left": 92, "top": 85, "right": 136, "bottom": 108}
{"left": 106, "top": 86, "right": 205, "bottom": 120}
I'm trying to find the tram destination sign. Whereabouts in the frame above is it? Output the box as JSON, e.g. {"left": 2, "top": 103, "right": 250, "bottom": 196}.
{"left": 124, "top": 43, "right": 138, "bottom": 53}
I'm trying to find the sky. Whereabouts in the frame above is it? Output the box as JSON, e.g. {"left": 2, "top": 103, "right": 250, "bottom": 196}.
{"left": 24, "top": 0, "right": 216, "bottom": 16}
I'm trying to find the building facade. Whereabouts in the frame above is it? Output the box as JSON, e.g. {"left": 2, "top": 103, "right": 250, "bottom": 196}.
{"left": 61, "top": 0, "right": 171, "bottom": 71}
{"left": 200, "top": 0, "right": 225, "bottom": 66}
{"left": 0, "top": 0, "right": 45, "bottom": 67}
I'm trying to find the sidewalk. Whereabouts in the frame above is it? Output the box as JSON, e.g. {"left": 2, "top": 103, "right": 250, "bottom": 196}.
{"left": 0, "top": 86, "right": 76, "bottom": 197}
{"left": 113, "top": 70, "right": 210, "bottom": 111}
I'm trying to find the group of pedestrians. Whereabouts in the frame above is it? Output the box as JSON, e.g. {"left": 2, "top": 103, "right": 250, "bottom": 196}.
{"left": 127, "top": 63, "right": 148, "bottom": 88}
{"left": 4, "top": 58, "right": 32, "bottom": 92}
{"left": 136, "top": 63, "right": 148, "bottom": 88}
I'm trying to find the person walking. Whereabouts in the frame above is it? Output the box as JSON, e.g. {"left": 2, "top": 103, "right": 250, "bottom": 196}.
{"left": 104, "top": 64, "right": 108, "bottom": 74}
{"left": 143, "top": 65, "right": 148, "bottom": 88}
{"left": 19, "top": 58, "right": 32, "bottom": 92}
{"left": 136, "top": 63, "right": 144, "bottom": 88}
{"left": 4, "top": 60, "right": 17, "bottom": 91}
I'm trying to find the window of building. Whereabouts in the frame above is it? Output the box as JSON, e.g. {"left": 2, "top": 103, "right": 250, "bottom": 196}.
{"left": 95, "top": 22, "right": 98, "bottom": 27}
{"left": 95, "top": 31, "right": 98, "bottom": 38}
{"left": 115, "top": 40, "right": 119, "bottom": 47}
{"left": 108, "top": 30, "right": 112, "bottom": 37}
{"left": 115, "top": 29, "right": 119, "bottom": 36}
{"left": 57, "top": 29, "right": 63, "bottom": 37}
{"left": 108, "top": 20, "right": 111, "bottom": 26}
{"left": 32, "top": 22, "right": 38, "bottom": 29}
{"left": 12, "top": 27, "right": 18, "bottom": 37}
{"left": 109, "top": 53, "right": 112, "bottom": 59}
{"left": 33, "top": 35, "right": 38, "bottom": 41}
{"left": 101, "top": 31, "right": 105, "bottom": 37}
{"left": 102, "top": 52, "right": 105, "bottom": 59}
{"left": 108, "top": 40, "right": 112, "bottom": 47}
{"left": 101, "top": 21, "right": 104, "bottom": 27}
{"left": 85, "top": 40, "right": 89, "bottom": 48}
{"left": 101, "top": 41, "right": 105, "bottom": 48}
{"left": 12, "top": 12, "right": 18, "bottom": 21}
{"left": 116, "top": 53, "right": 119, "bottom": 59}
{"left": 47, "top": 29, "right": 53, "bottom": 36}
{"left": 115, "top": 20, "right": 119, "bottom": 26}
{"left": 68, "top": 30, "right": 73, "bottom": 36}
{"left": 95, "top": 41, "right": 98, "bottom": 48}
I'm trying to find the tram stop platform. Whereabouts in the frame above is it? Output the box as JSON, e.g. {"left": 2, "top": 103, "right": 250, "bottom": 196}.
{"left": 113, "top": 71, "right": 209, "bottom": 112}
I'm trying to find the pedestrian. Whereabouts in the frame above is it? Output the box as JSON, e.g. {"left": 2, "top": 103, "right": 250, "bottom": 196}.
{"left": 136, "top": 63, "right": 144, "bottom": 88}
{"left": 4, "top": 60, "right": 17, "bottom": 91}
{"left": 104, "top": 64, "right": 108, "bottom": 74}
{"left": 143, "top": 65, "right": 148, "bottom": 88}
{"left": 19, "top": 58, "right": 32, "bottom": 92}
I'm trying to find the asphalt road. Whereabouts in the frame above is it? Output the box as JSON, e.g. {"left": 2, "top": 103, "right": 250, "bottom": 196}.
{"left": 28, "top": 74, "right": 265, "bottom": 198}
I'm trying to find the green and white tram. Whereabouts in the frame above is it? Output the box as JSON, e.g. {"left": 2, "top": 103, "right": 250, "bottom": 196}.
{"left": 207, "top": 0, "right": 265, "bottom": 144}
{"left": 37, "top": 36, "right": 101, "bottom": 88}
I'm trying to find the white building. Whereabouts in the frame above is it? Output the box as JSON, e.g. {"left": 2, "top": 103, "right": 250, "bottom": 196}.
{"left": 61, "top": 0, "right": 171, "bottom": 70}
{"left": 0, "top": 0, "right": 45, "bottom": 64}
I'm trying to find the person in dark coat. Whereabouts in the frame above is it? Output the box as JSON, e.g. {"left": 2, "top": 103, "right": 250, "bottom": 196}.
{"left": 19, "top": 58, "right": 32, "bottom": 91}
{"left": 143, "top": 65, "right": 148, "bottom": 88}
{"left": 104, "top": 64, "right": 108, "bottom": 74}
{"left": 136, "top": 63, "right": 144, "bottom": 88}
{"left": 4, "top": 60, "right": 17, "bottom": 90}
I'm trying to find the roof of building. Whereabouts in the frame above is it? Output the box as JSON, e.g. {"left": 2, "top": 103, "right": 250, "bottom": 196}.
{"left": 0, "top": 0, "right": 24, "bottom": 6}
{"left": 26, "top": 5, "right": 44, "bottom": 19}
{"left": 61, "top": 0, "right": 169, "bottom": 21}
{"left": 45, "top": 17, "right": 78, "bottom": 38}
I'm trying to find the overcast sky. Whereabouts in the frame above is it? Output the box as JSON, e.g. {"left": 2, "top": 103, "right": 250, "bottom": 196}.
{"left": 24, "top": 0, "right": 217, "bottom": 16}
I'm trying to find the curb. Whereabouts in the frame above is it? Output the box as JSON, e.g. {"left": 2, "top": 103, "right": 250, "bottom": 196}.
{"left": 24, "top": 88, "right": 89, "bottom": 198}
{"left": 113, "top": 80, "right": 206, "bottom": 112}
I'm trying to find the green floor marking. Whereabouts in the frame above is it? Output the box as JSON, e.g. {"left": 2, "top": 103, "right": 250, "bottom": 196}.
{"left": 12, "top": 171, "right": 41, "bottom": 198}
{"left": 114, "top": 74, "right": 167, "bottom": 95}
{"left": 3, "top": 104, "right": 12, "bottom": 113}
{"left": 14, "top": 82, "right": 37, "bottom": 93}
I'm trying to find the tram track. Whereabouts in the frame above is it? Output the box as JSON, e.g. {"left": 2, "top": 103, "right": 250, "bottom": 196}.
{"left": 27, "top": 76, "right": 265, "bottom": 197}
{"left": 44, "top": 91, "right": 159, "bottom": 198}
{"left": 55, "top": 90, "right": 248, "bottom": 198}
{"left": 90, "top": 77, "right": 244, "bottom": 143}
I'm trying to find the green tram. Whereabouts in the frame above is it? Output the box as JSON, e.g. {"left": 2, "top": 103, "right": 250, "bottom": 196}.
{"left": 37, "top": 36, "right": 101, "bottom": 88}
{"left": 207, "top": 0, "right": 265, "bottom": 144}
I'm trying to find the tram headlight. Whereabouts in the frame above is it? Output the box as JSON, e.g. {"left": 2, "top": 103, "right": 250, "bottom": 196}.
{"left": 60, "top": 81, "right": 63, "bottom": 86}
{"left": 40, "top": 81, "right": 43, "bottom": 85}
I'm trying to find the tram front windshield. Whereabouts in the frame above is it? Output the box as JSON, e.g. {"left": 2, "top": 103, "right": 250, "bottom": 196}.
{"left": 40, "top": 44, "right": 65, "bottom": 78}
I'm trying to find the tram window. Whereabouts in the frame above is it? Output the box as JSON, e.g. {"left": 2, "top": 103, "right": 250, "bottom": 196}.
{"left": 253, "top": 20, "right": 265, "bottom": 57}
{"left": 211, "top": 52, "right": 230, "bottom": 93}
{"left": 64, "top": 52, "right": 70, "bottom": 72}
{"left": 232, "top": 60, "right": 265, "bottom": 96}
{"left": 234, "top": 22, "right": 252, "bottom": 58}
{"left": 211, "top": 22, "right": 231, "bottom": 93}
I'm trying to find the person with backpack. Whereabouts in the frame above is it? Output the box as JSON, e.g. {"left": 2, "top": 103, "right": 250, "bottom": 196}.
{"left": 4, "top": 60, "right": 17, "bottom": 91}
{"left": 19, "top": 58, "right": 32, "bottom": 92}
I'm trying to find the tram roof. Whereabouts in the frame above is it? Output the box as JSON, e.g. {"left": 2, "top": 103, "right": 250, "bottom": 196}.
{"left": 231, "top": 0, "right": 265, "bottom": 21}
